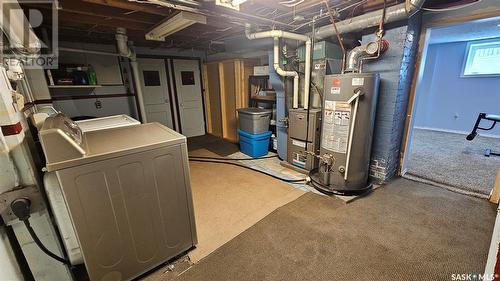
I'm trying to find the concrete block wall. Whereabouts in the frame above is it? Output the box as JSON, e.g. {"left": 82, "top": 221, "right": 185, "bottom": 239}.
{"left": 362, "top": 15, "right": 422, "bottom": 183}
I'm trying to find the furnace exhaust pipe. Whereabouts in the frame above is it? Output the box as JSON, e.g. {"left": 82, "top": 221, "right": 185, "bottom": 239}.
{"left": 246, "top": 25, "right": 311, "bottom": 109}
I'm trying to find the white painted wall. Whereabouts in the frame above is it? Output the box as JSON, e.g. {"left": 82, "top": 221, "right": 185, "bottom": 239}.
{"left": 0, "top": 228, "right": 23, "bottom": 281}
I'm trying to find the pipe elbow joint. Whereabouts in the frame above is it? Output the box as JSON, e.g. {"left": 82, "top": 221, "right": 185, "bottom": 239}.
{"left": 406, "top": 0, "right": 425, "bottom": 17}
{"left": 274, "top": 65, "right": 297, "bottom": 77}
{"left": 345, "top": 45, "right": 366, "bottom": 72}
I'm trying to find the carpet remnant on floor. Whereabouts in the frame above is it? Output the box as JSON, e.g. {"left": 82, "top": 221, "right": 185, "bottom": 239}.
{"left": 226, "top": 151, "right": 376, "bottom": 202}
{"left": 181, "top": 149, "right": 304, "bottom": 262}
{"left": 226, "top": 151, "right": 321, "bottom": 194}
{"left": 172, "top": 178, "right": 496, "bottom": 281}
{"left": 405, "top": 128, "right": 500, "bottom": 197}
{"left": 187, "top": 134, "right": 239, "bottom": 156}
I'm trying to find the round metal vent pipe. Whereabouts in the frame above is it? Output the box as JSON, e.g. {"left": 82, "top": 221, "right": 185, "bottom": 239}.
{"left": 314, "top": 0, "right": 425, "bottom": 40}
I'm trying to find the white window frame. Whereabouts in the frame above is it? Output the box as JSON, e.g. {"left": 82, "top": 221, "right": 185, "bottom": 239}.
{"left": 462, "top": 38, "right": 500, "bottom": 77}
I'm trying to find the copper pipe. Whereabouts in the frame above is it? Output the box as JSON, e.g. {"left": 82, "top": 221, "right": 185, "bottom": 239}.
{"left": 323, "top": 0, "right": 346, "bottom": 73}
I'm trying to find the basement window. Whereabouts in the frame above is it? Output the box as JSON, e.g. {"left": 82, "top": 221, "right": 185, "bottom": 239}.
{"left": 462, "top": 38, "right": 500, "bottom": 77}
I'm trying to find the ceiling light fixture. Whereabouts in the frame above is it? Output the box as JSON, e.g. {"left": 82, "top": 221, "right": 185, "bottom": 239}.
{"left": 145, "top": 11, "right": 206, "bottom": 41}
{"left": 231, "top": 0, "right": 248, "bottom": 5}
{"left": 215, "top": 0, "right": 247, "bottom": 11}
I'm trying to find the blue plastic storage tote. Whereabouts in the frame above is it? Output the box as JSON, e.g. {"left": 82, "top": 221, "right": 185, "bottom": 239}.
{"left": 238, "top": 129, "right": 272, "bottom": 158}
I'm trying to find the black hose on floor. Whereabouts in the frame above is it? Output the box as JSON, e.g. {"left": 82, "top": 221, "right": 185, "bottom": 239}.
{"left": 188, "top": 155, "right": 278, "bottom": 161}
{"left": 188, "top": 158, "right": 306, "bottom": 184}
{"left": 308, "top": 168, "right": 373, "bottom": 196}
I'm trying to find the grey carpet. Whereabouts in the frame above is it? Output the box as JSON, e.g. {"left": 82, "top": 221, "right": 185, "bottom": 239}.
{"left": 171, "top": 178, "right": 495, "bottom": 281}
{"left": 406, "top": 128, "right": 500, "bottom": 197}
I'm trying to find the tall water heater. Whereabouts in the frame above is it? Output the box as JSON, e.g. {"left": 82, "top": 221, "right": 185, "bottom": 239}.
{"left": 310, "top": 73, "right": 380, "bottom": 194}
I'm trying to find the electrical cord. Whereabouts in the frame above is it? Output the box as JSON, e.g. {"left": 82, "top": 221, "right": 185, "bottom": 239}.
{"left": 23, "top": 220, "right": 71, "bottom": 265}
{"left": 189, "top": 158, "right": 306, "bottom": 183}
{"left": 10, "top": 198, "right": 71, "bottom": 266}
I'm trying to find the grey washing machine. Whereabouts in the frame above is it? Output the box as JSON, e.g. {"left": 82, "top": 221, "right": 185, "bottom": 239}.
{"left": 39, "top": 114, "right": 197, "bottom": 281}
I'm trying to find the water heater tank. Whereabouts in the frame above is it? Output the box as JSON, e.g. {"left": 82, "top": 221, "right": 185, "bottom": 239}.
{"left": 310, "top": 72, "right": 380, "bottom": 194}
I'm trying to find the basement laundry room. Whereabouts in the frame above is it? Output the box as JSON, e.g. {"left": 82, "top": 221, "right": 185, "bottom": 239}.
{"left": 1, "top": 1, "right": 500, "bottom": 281}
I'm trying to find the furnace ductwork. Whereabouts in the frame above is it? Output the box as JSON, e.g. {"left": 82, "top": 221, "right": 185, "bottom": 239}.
{"left": 314, "top": 0, "right": 426, "bottom": 40}
{"left": 345, "top": 40, "right": 389, "bottom": 73}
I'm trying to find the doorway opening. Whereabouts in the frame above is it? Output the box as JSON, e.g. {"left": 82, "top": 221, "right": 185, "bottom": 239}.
{"left": 401, "top": 17, "right": 500, "bottom": 197}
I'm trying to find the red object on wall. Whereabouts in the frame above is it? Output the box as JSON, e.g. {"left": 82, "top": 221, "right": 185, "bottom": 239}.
{"left": 1, "top": 122, "right": 23, "bottom": 136}
{"left": 493, "top": 243, "right": 500, "bottom": 280}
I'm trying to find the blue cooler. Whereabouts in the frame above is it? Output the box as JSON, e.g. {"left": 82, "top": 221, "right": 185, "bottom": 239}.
{"left": 238, "top": 129, "right": 272, "bottom": 158}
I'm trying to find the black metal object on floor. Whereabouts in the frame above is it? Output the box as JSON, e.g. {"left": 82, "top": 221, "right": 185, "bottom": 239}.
{"left": 308, "top": 168, "right": 373, "bottom": 196}
{"left": 466, "top": 113, "right": 500, "bottom": 157}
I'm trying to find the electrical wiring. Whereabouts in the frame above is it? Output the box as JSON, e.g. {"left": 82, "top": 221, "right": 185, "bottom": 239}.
{"left": 279, "top": 0, "right": 305, "bottom": 8}
{"left": 24, "top": 220, "right": 71, "bottom": 265}
{"left": 323, "top": 0, "right": 347, "bottom": 72}
{"left": 10, "top": 198, "right": 72, "bottom": 266}
{"left": 189, "top": 159, "right": 307, "bottom": 183}
{"left": 289, "top": 66, "right": 323, "bottom": 100}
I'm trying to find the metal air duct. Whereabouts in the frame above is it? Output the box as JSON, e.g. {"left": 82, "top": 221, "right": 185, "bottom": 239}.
{"left": 314, "top": 0, "right": 426, "bottom": 40}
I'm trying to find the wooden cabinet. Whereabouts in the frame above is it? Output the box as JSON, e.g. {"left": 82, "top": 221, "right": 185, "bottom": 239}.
{"left": 203, "top": 59, "right": 257, "bottom": 142}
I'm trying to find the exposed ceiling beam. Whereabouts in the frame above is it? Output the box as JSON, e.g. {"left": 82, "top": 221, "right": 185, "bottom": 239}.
{"left": 274, "top": 0, "right": 338, "bottom": 19}
{"left": 81, "top": 0, "right": 172, "bottom": 16}
{"left": 294, "top": 0, "right": 330, "bottom": 11}
{"left": 249, "top": 0, "right": 291, "bottom": 12}
{"left": 57, "top": 12, "right": 152, "bottom": 30}
{"left": 25, "top": 1, "right": 161, "bottom": 25}
{"left": 134, "top": 0, "right": 295, "bottom": 28}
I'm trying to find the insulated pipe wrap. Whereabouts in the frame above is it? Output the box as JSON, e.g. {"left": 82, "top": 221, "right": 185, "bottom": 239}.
{"left": 314, "top": 0, "right": 426, "bottom": 40}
